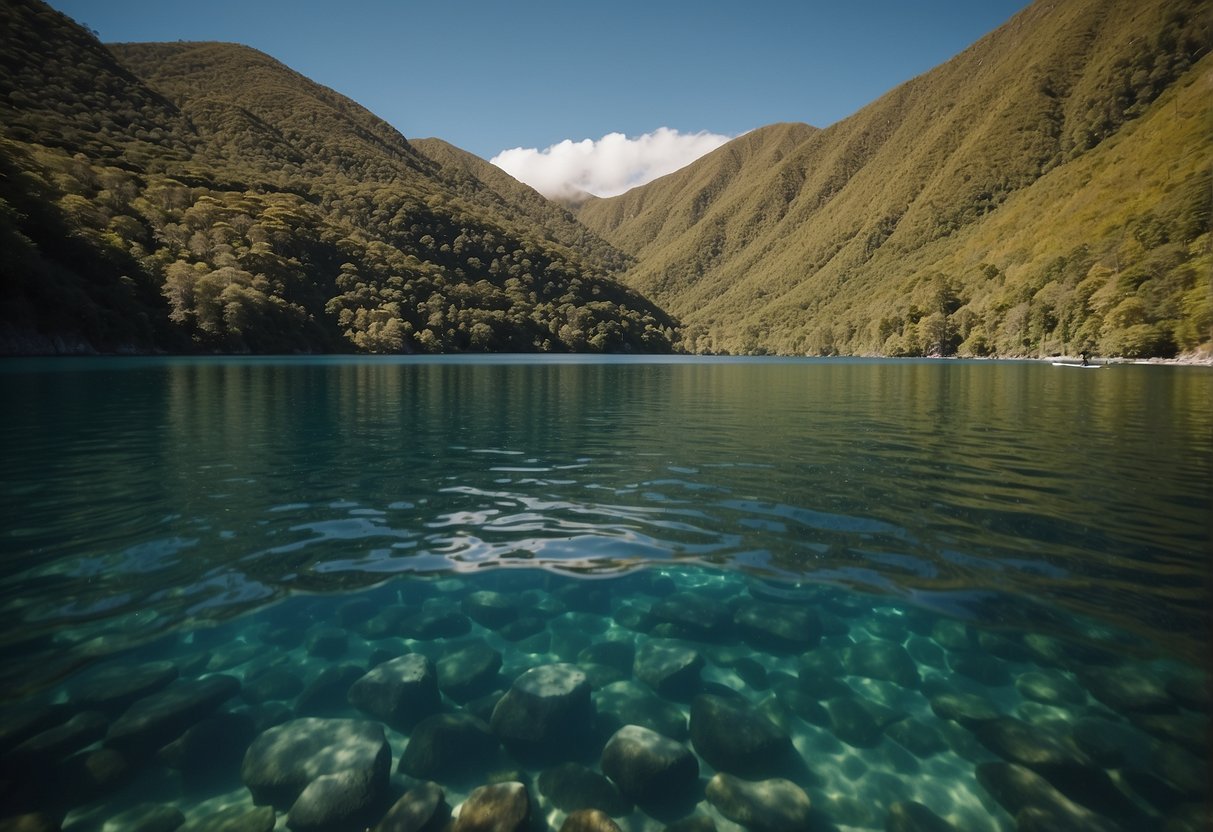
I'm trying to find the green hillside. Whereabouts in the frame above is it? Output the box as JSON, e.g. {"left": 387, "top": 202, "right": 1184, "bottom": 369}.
{"left": 578, "top": 0, "right": 1212, "bottom": 358}
{"left": 0, "top": 0, "right": 675, "bottom": 354}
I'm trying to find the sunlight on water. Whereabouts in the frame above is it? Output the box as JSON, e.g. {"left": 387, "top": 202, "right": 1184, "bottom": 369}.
{"left": 0, "top": 357, "right": 1208, "bottom": 831}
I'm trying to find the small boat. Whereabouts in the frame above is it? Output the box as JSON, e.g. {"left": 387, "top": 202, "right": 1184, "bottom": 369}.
{"left": 1051, "top": 361, "right": 1103, "bottom": 369}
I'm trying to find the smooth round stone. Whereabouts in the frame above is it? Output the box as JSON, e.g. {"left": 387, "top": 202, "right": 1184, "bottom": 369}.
{"left": 437, "top": 642, "right": 502, "bottom": 703}
{"left": 1016, "top": 670, "right": 1085, "bottom": 706}
{"left": 499, "top": 616, "right": 546, "bottom": 642}
{"left": 974, "top": 763, "right": 1117, "bottom": 832}
{"left": 371, "top": 781, "right": 449, "bottom": 832}
{"left": 452, "top": 781, "right": 529, "bottom": 832}
{"left": 798, "top": 650, "right": 845, "bottom": 677}
{"left": 398, "top": 713, "right": 499, "bottom": 780}
{"left": 885, "top": 718, "right": 947, "bottom": 758}
{"left": 949, "top": 654, "right": 1011, "bottom": 687}
{"left": 578, "top": 641, "right": 636, "bottom": 672}
{"left": 358, "top": 607, "right": 410, "bottom": 640}
{"left": 400, "top": 609, "right": 471, "bottom": 640}
{"left": 885, "top": 801, "right": 957, "bottom": 832}
{"left": 796, "top": 669, "right": 851, "bottom": 700}
{"left": 823, "top": 695, "right": 901, "bottom": 749}
{"left": 976, "top": 631, "right": 1032, "bottom": 662}
{"left": 1152, "top": 742, "right": 1208, "bottom": 797}
{"left": 633, "top": 640, "right": 704, "bottom": 700}
{"left": 733, "top": 602, "right": 821, "bottom": 651}
{"left": 558, "top": 809, "right": 622, "bottom": 832}
{"left": 930, "top": 620, "right": 972, "bottom": 651}
{"left": 650, "top": 593, "right": 731, "bottom": 639}
{"left": 242, "top": 667, "right": 304, "bottom": 704}
{"left": 0, "top": 812, "right": 60, "bottom": 832}
{"left": 1130, "top": 712, "right": 1209, "bottom": 756}
{"left": 305, "top": 628, "right": 348, "bottom": 660}
{"left": 70, "top": 661, "right": 179, "bottom": 714}
{"left": 732, "top": 658, "right": 769, "bottom": 691}
{"left": 158, "top": 712, "right": 256, "bottom": 781}
{"left": 206, "top": 644, "right": 262, "bottom": 672}
{"left": 8, "top": 711, "right": 108, "bottom": 766}
{"left": 600, "top": 724, "right": 698, "bottom": 807}
{"left": 865, "top": 615, "right": 908, "bottom": 642}
{"left": 490, "top": 664, "right": 593, "bottom": 757}
{"left": 101, "top": 802, "right": 185, "bottom": 832}
{"left": 973, "top": 717, "right": 1089, "bottom": 770}
{"left": 348, "top": 654, "right": 441, "bottom": 731}
{"left": 905, "top": 636, "right": 947, "bottom": 669}
{"left": 705, "top": 773, "right": 811, "bottom": 832}
{"left": 929, "top": 691, "right": 1000, "bottom": 726}
{"left": 1164, "top": 669, "right": 1209, "bottom": 711}
{"left": 58, "top": 747, "right": 133, "bottom": 808}
{"left": 180, "top": 806, "right": 275, "bottom": 832}
{"left": 297, "top": 665, "right": 366, "bottom": 715}
{"left": 594, "top": 680, "right": 688, "bottom": 740}
{"left": 689, "top": 694, "right": 791, "bottom": 776}
{"left": 462, "top": 591, "right": 519, "bottom": 629}
{"left": 241, "top": 718, "right": 391, "bottom": 810}
{"left": 105, "top": 675, "right": 240, "bottom": 757}
{"left": 537, "top": 762, "right": 630, "bottom": 816}
{"left": 1079, "top": 666, "right": 1175, "bottom": 714}
{"left": 843, "top": 641, "right": 920, "bottom": 688}
{"left": 287, "top": 768, "right": 383, "bottom": 832}
{"left": 0, "top": 705, "right": 72, "bottom": 755}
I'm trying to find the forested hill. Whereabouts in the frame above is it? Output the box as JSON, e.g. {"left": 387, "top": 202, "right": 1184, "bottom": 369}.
{"left": 577, "top": 0, "right": 1211, "bottom": 358}
{"left": 0, "top": 0, "right": 674, "bottom": 354}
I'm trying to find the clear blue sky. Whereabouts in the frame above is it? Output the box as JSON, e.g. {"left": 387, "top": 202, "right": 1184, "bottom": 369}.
{"left": 48, "top": 0, "right": 1032, "bottom": 160}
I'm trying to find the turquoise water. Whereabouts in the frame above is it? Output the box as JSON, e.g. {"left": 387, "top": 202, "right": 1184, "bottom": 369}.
{"left": 0, "top": 357, "right": 1209, "bottom": 831}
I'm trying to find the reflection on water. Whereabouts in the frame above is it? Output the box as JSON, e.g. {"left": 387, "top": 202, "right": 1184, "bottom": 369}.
{"left": 1, "top": 357, "right": 1210, "bottom": 683}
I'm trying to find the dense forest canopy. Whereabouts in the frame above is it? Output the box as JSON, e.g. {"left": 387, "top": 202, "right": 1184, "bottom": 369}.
{"left": 0, "top": 0, "right": 1208, "bottom": 358}
{"left": 0, "top": 0, "right": 674, "bottom": 355}
{"left": 577, "top": 0, "right": 1212, "bottom": 359}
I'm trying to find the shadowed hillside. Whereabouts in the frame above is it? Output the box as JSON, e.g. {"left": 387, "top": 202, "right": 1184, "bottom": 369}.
{"left": 0, "top": 0, "right": 675, "bottom": 354}
{"left": 578, "top": 0, "right": 1211, "bottom": 358}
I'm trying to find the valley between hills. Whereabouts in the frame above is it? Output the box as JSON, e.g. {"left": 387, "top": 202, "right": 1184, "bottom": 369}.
{"left": 0, "top": 0, "right": 1209, "bottom": 358}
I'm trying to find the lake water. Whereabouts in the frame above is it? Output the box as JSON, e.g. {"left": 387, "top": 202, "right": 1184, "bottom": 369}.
{"left": 0, "top": 357, "right": 1209, "bottom": 831}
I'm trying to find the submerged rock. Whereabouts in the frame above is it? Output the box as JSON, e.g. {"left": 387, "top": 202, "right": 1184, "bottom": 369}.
{"left": 348, "top": 654, "right": 441, "bottom": 731}
{"left": 401, "top": 609, "right": 472, "bottom": 640}
{"left": 885, "top": 718, "right": 947, "bottom": 758}
{"left": 1080, "top": 666, "right": 1175, "bottom": 714}
{"left": 287, "top": 768, "right": 384, "bottom": 832}
{"left": 928, "top": 691, "right": 1000, "bottom": 727}
{"left": 733, "top": 602, "right": 821, "bottom": 651}
{"left": 436, "top": 645, "right": 502, "bottom": 703}
{"left": 57, "top": 747, "right": 132, "bottom": 808}
{"left": 0, "top": 705, "right": 71, "bottom": 755}
{"left": 105, "top": 675, "right": 240, "bottom": 757}
{"left": 634, "top": 640, "right": 704, "bottom": 700}
{"left": 305, "top": 628, "right": 348, "bottom": 661}
{"left": 578, "top": 640, "right": 636, "bottom": 673}
{"left": 558, "top": 809, "right": 622, "bottom": 832}
{"left": 600, "top": 724, "right": 699, "bottom": 807}
{"left": 974, "top": 717, "right": 1090, "bottom": 771}
{"left": 101, "top": 802, "right": 185, "bottom": 832}
{"left": 70, "top": 661, "right": 178, "bottom": 715}
{"left": 242, "top": 667, "right": 304, "bottom": 705}
{"left": 462, "top": 591, "right": 519, "bottom": 629}
{"left": 399, "top": 713, "right": 499, "bottom": 780}
{"left": 537, "top": 762, "right": 630, "bottom": 816}
{"left": 241, "top": 718, "right": 390, "bottom": 810}
{"left": 490, "top": 664, "right": 593, "bottom": 760}
{"left": 704, "top": 773, "right": 811, "bottom": 832}
{"left": 371, "top": 781, "right": 449, "bottom": 832}
{"left": 452, "top": 782, "right": 529, "bottom": 832}
{"left": 975, "top": 762, "right": 1118, "bottom": 832}
{"left": 158, "top": 712, "right": 255, "bottom": 787}
{"left": 594, "top": 680, "right": 688, "bottom": 740}
{"left": 180, "top": 806, "right": 275, "bottom": 832}
{"left": 949, "top": 654, "right": 1011, "bottom": 687}
{"left": 1015, "top": 670, "right": 1086, "bottom": 706}
{"left": 823, "top": 695, "right": 903, "bottom": 749}
{"left": 885, "top": 801, "right": 957, "bottom": 832}
{"left": 689, "top": 694, "right": 792, "bottom": 777}
{"left": 7, "top": 711, "right": 108, "bottom": 767}
{"left": 296, "top": 665, "right": 366, "bottom": 715}
{"left": 650, "top": 593, "right": 731, "bottom": 640}
{"left": 843, "top": 641, "right": 920, "bottom": 688}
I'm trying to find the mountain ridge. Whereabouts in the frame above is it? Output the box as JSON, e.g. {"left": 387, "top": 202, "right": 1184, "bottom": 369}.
{"left": 576, "top": 0, "right": 1211, "bottom": 357}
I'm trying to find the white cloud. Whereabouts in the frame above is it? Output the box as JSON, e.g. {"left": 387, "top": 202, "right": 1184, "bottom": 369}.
{"left": 490, "top": 127, "right": 735, "bottom": 199}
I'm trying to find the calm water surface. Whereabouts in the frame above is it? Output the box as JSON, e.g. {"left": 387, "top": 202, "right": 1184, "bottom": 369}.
{"left": 0, "top": 356, "right": 1209, "bottom": 830}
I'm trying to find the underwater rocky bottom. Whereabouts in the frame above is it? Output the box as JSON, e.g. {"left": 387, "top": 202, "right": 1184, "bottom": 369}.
{"left": 0, "top": 567, "right": 1208, "bottom": 832}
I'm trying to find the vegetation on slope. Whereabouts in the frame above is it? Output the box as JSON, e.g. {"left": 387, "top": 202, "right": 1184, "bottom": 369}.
{"left": 0, "top": 0, "right": 675, "bottom": 354}
{"left": 578, "top": 0, "right": 1211, "bottom": 358}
